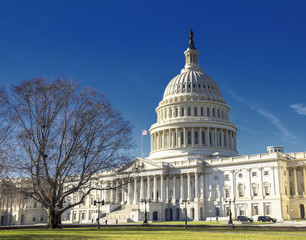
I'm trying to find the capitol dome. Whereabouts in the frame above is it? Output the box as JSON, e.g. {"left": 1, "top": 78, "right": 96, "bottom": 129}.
{"left": 149, "top": 30, "right": 238, "bottom": 161}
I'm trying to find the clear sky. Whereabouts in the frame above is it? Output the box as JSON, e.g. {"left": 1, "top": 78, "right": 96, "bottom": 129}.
{"left": 0, "top": 0, "right": 306, "bottom": 158}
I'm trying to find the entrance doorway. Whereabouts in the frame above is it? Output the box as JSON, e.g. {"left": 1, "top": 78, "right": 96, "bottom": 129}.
{"left": 153, "top": 211, "right": 158, "bottom": 221}
{"left": 300, "top": 204, "right": 305, "bottom": 219}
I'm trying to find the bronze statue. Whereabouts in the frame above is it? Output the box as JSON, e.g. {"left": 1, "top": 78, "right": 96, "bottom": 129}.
{"left": 189, "top": 29, "right": 196, "bottom": 49}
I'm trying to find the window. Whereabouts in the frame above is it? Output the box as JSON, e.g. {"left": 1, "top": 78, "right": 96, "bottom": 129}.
{"left": 253, "top": 205, "right": 259, "bottom": 215}
{"left": 264, "top": 184, "right": 270, "bottom": 196}
{"left": 181, "top": 108, "right": 184, "bottom": 117}
{"left": 252, "top": 185, "right": 258, "bottom": 196}
{"left": 207, "top": 107, "right": 210, "bottom": 116}
{"left": 91, "top": 197, "right": 94, "bottom": 206}
{"left": 188, "top": 131, "right": 191, "bottom": 145}
{"left": 34, "top": 201, "right": 37, "bottom": 208}
{"left": 181, "top": 132, "right": 184, "bottom": 145}
{"left": 264, "top": 170, "right": 269, "bottom": 176}
{"left": 238, "top": 184, "right": 244, "bottom": 197}
{"left": 188, "top": 107, "right": 191, "bottom": 116}
{"left": 201, "top": 107, "right": 204, "bottom": 116}
{"left": 226, "top": 207, "right": 231, "bottom": 216}
{"left": 195, "top": 131, "right": 198, "bottom": 144}
{"left": 224, "top": 174, "right": 229, "bottom": 181}
{"left": 238, "top": 173, "right": 243, "bottom": 178}
{"left": 32, "top": 215, "right": 36, "bottom": 222}
{"left": 215, "top": 207, "right": 220, "bottom": 216}
{"left": 265, "top": 205, "right": 271, "bottom": 215}
{"left": 175, "top": 108, "right": 178, "bottom": 117}
{"left": 73, "top": 212, "right": 77, "bottom": 221}
{"left": 194, "top": 107, "right": 197, "bottom": 116}
{"left": 81, "top": 212, "right": 85, "bottom": 220}
{"left": 201, "top": 131, "right": 205, "bottom": 145}
{"left": 252, "top": 172, "right": 257, "bottom": 177}
{"left": 225, "top": 189, "right": 230, "bottom": 198}
{"left": 239, "top": 206, "right": 245, "bottom": 216}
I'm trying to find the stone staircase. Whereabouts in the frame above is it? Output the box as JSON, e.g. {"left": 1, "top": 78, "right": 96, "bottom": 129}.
{"left": 101, "top": 204, "right": 139, "bottom": 224}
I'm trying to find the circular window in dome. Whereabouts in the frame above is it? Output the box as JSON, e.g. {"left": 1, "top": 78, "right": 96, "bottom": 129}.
{"left": 238, "top": 173, "right": 243, "bottom": 178}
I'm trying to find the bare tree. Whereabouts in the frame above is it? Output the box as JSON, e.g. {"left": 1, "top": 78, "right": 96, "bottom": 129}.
{"left": 1, "top": 78, "right": 133, "bottom": 228}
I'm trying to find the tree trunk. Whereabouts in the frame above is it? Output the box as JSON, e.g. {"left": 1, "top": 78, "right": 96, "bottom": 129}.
{"left": 46, "top": 207, "right": 62, "bottom": 229}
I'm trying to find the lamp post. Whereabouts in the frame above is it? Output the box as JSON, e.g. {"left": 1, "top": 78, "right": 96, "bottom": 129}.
{"left": 181, "top": 199, "right": 190, "bottom": 228}
{"left": 94, "top": 200, "right": 105, "bottom": 229}
{"left": 225, "top": 198, "right": 235, "bottom": 224}
{"left": 141, "top": 198, "right": 151, "bottom": 224}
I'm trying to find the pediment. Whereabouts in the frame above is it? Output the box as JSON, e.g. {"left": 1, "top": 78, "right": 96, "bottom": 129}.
{"left": 117, "top": 157, "right": 162, "bottom": 173}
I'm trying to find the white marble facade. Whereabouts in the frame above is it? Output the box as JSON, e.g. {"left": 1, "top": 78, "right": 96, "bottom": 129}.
{"left": 1, "top": 34, "right": 306, "bottom": 225}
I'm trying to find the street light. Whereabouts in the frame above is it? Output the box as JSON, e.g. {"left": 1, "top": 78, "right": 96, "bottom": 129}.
{"left": 94, "top": 200, "right": 105, "bottom": 229}
{"left": 181, "top": 199, "right": 190, "bottom": 228}
{"left": 141, "top": 198, "right": 151, "bottom": 224}
{"left": 225, "top": 198, "right": 235, "bottom": 224}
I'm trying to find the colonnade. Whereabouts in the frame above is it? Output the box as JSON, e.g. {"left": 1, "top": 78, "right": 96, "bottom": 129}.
{"left": 101, "top": 172, "right": 204, "bottom": 205}
{"left": 151, "top": 127, "right": 236, "bottom": 152}
{"left": 289, "top": 167, "right": 306, "bottom": 197}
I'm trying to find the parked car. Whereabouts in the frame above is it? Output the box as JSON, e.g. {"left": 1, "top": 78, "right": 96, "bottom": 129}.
{"left": 257, "top": 216, "right": 277, "bottom": 222}
{"left": 237, "top": 216, "right": 254, "bottom": 222}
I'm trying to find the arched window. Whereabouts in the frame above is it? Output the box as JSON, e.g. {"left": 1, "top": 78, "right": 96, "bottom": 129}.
{"left": 195, "top": 131, "right": 198, "bottom": 144}
{"left": 187, "top": 107, "right": 191, "bottom": 116}
{"left": 181, "top": 131, "right": 184, "bottom": 145}
{"left": 207, "top": 107, "right": 210, "bottom": 116}
{"left": 194, "top": 107, "right": 197, "bottom": 116}
{"left": 187, "top": 131, "right": 191, "bottom": 145}
{"left": 201, "top": 107, "right": 204, "bottom": 116}
{"left": 181, "top": 108, "right": 184, "bottom": 117}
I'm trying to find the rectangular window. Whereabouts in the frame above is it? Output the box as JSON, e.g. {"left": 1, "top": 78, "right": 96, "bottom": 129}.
{"left": 175, "top": 108, "right": 178, "bottom": 117}
{"left": 188, "top": 107, "right": 191, "bottom": 116}
{"left": 215, "top": 207, "right": 220, "bottom": 216}
{"left": 207, "top": 107, "right": 210, "bottom": 116}
{"left": 224, "top": 174, "right": 229, "bottom": 181}
{"left": 201, "top": 131, "right": 205, "bottom": 144}
{"left": 266, "top": 205, "right": 271, "bottom": 215}
{"left": 194, "top": 107, "right": 197, "bottom": 116}
{"left": 73, "top": 212, "right": 77, "bottom": 221}
{"left": 188, "top": 131, "right": 191, "bottom": 145}
{"left": 225, "top": 189, "right": 230, "bottom": 198}
{"left": 181, "top": 132, "right": 184, "bottom": 145}
{"left": 195, "top": 131, "right": 198, "bottom": 144}
{"left": 81, "top": 212, "right": 85, "bottom": 220}
{"left": 264, "top": 185, "right": 270, "bottom": 196}
{"left": 253, "top": 205, "right": 259, "bottom": 215}
{"left": 181, "top": 108, "right": 184, "bottom": 117}
{"left": 252, "top": 172, "right": 257, "bottom": 177}
{"left": 264, "top": 170, "right": 269, "bottom": 176}
{"left": 201, "top": 107, "right": 204, "bottom": 116}
{"left": 252, "top": 186, "right": 258, "bottom": 196}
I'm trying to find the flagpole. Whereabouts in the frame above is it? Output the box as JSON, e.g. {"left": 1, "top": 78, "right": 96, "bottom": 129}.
{"left": 141, "top": 133, "right": 143, "bottom": 158}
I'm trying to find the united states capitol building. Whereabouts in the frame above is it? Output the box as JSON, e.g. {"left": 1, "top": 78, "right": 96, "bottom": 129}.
{"left": 1, "top": 32, "right": 306, "bottom": 226}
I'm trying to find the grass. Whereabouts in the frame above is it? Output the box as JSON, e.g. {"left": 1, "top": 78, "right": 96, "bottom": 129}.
{"left": 1, "top": 227, "right": 306, "bottom": 240}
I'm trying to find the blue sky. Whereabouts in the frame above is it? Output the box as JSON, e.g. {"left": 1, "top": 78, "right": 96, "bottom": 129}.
{"left": 0, "top": 0, "right": 306, "bottom": 157}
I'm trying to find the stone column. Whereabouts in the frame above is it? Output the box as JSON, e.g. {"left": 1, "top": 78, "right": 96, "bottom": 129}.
{"left": 176, "top": 128, "right": 178, "bottom": 148}
{"left": 127, "top": 181, "right": 131, "bottom": 204}
{"left": 221, "top": 129, "right": 224, "bottom": 147}
{"left": 180, "top": 174, "right": 184, "bottom": 200}
{"left": 258, "top": 168, "right": 263, "bottom": 197}
{"left": 214, "top": 128, "right": 217, "bottom": 147}
{"left": 115, "top": 180, "right": 119, "bottom": 204}
{"left": 191, "top": 127, "right": 194, "bottom": 147}
{"left": 271, "top": 167, "right": 276, "bottom": 195}
{"left": 160, "top": 175, "right": 164, "bottom": 201}
{"left": 303, "top": 167, "right": 306, "bottom": 197}
{"left": 172, "top": 175, "right": 176, "bottom": 202}
{"left": 200, "top": 173, "right": 205, "bottom": 200}
{"left": 147, "top": 176, "right": 151, "bottom": 199}
{"left": 195, "top": 172, "right": 199, "bottom": 201}
{"left": 153, "top": 175, "right": 157, "bottom": 201}
{"left": 206, "top": 127, "right": 210, "bottom": 147}
{"left": 162, "top": 130, "right": 165, "bottom": 149}
{"left": 199, "top": 127, "right": 202, "bottom": 146}
{"left": 166, "top": 175, "right": 169, "bottom": 202}
{"left": 133, "top": 178, "right": 137, "bottom": 204}
{"left": 293, "top": 168, "right": 298, "bottom": 197}
{"left": 184, "top": 128, "right": 187, "bottom": 147}
{"left": 110, "top": 181, "right": 114, "bottom": 204}
{"left": 187, "top": 173, "right": 191, "bottom": 200}
{"left": 140, "top": 176, "right": 144, "bottom": 200}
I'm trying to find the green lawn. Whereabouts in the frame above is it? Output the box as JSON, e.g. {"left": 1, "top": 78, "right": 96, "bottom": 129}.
{"left": 1, "top": 227, "right": 306, "bottom": 240}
